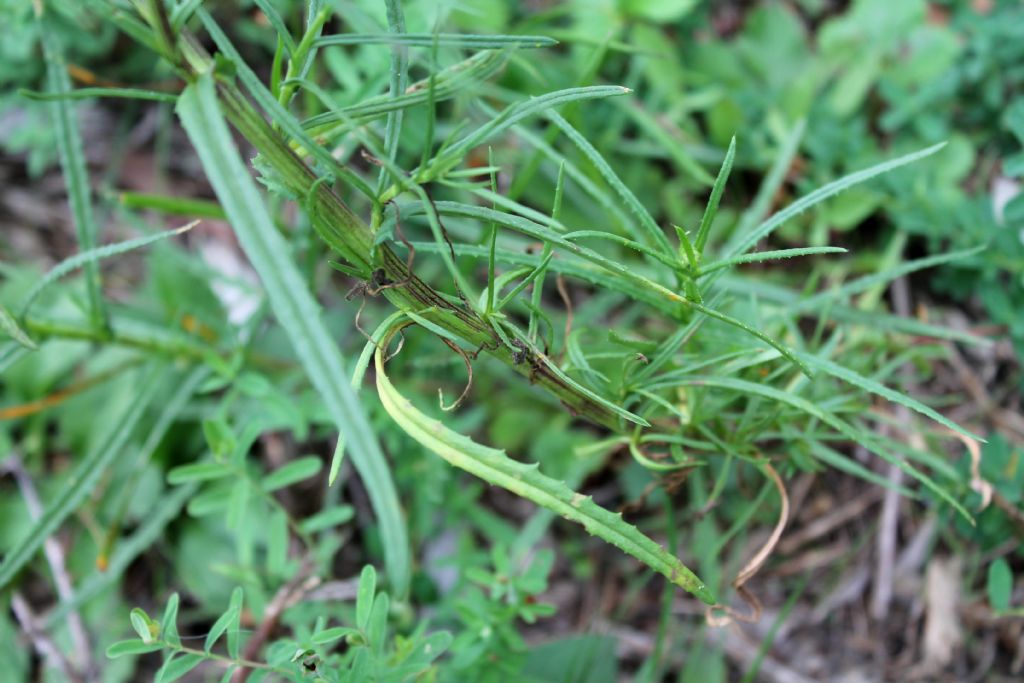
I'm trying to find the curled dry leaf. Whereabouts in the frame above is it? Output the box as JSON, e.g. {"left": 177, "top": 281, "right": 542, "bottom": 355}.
{"left": 948, "top": 428, "right": 992, "bottom": 511}
{"left": 706, "top": 462, "right": 789, "bottom": 627}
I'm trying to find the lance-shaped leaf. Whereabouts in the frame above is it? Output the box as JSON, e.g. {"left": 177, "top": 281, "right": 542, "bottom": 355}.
{"left": 176, "top": 72, "right": 410, "bottom": 597}
{"left": 374, "top": 342, "right": 715, "bottom": 604}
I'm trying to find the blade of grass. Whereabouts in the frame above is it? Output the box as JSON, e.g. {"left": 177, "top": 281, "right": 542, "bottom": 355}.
{"left": 791, "top": 246, "right": 987, "bottom": 314}
{"left": 377, "top": 0, "right": 409, "bottom": 194}
{"left": 686, "top": 375, "right": 972, "bottom": 521}
{"left": 316, "top": 33, "right": 557, "bottom": 48}
{"left": 252, "top": 0, "right": 297, "bottom": 56}
{"left": 0, "top": 304, "right": 36, "bottom": 350}
{"left": 529, "top": 161, "right": 564, "bottom": 342}
{"left": 176, "top": 72, "right": 410, "bottom": 597}
{"left": 693, "top": 137, "right": 736, "bottom": 256}
{"left": 40, "top": 20, "right": 105, "bottom": 331}
{"left": 726, "top": 143, "right": 948, "bottom": 261}
{"left": 697, "top": 246, "right": 847, "bottom": 277}
{"left": 21, "top": 87, "right": 179, "bottom": 103}
{"left": 721, "top": 120, "right": 805, "bottom": 257}
{"left": 0, "top": 365, "right": 166, "bottom": 588}
{"left": 117, "top": 191, "right": 225, "bottom": 218}
{"left": 427, "top": 86, "right": 633, "bottom": 177}
{"left": 794, "top": 351, "right": 984, "bottom": 442}
{"left": 547, "top": 111, "right": 675, "bottom": 258}
{"left": 302, "top": 50, "right": 508, "bottom": 133}
{"left": 20, "top": 221, "right": 198, "bottom": 319}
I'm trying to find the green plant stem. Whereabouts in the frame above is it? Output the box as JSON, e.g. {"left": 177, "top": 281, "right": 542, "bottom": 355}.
{"left": 161, "top": 639, "right": 288, "bottom": 675}
{"left": 172, "top": 35, "right": 630, "bottom": 429}
{"left": 22, "top": 317, "right": 212, "bottom": 360}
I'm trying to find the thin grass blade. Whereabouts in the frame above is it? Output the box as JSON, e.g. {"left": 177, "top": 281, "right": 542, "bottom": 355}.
{"left": 727, "top": 143, "right": 947, "bottom": 260}
{"left": 686, "top": 375, "right": 972, "bottom": 521}
{"left": 0, "top": 365, "right": 166, "bottom": 588}
{"left": 698, "top": 246, "right": 847, "bottom": 277}
{"left": 40, "top": 23, "right": 105, "bottom": 330}
{"left": 316, "top": 33, "right": 557, "bottom": 48}
{"left": 176, "top": 73, "right": 410, "bottom": 597}
{"left": 20, "top": 222, "right": 197, "bottom": 319}
{"left": 694, "top": 137, "right": 736, "bottom": 255}
{"left": 548, "top": 111, "right": 675, "bottom": 257}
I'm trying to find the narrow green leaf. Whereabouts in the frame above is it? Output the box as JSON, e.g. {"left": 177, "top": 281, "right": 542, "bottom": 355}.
{"left": 0, "top": 366, "right": 166, "bottom": 588}
{"left": 378, "top": 0, "right": 408, "bottom": 194}
{"left": 167, "top": 462, "right": 230, "bottom": 484}
{"left": 187, "top": 486, "right": 231, "bottom": 517}
{"left": 721, "top": 120, "right": 805, "bottom": 259}
{"left": 312, "top": 626, "right": 358, "bottom": 645}
{"left": 564, "top": 231, "right": 682, "bottom": 272}
{"left": 988, "top": 559, "right": 1013, "bottom": 612}
{"left": 330, "top": 311, "right": 409, "bottom": 486}
{"left": 261, "top": 456, "right": 322, "bottom": 492}
{"left": 267, "top": 508, "right": 289, "bottom": 576}
{"left": 375, "top": 344, "right": 714, "bottom": 603}
{"left": 718, "top": 273, "right": 989, "bottom": 346}
{"left": 300, "top": 505, "right": 355, "bottom": 534}
{"left": 302, "top": 50, "right": 508, "bottom": 132}
{"left": 435, "top": 86, "right": 631, "bottom": 171}
{"left": 685, "top": 375, "right": 972, "bottom": 521}
{"left": 156, "top": 653, "right": 203, "bottom": 683}
{"left": 356, "top": 565, "right": 377, "bottom": 631}
{"left": 500, "top": 111, "right": 636, "bottom": 233}
{"left": 106, "top": 639, "right": 164, "bottom": 658}
{"left": 548, "top": 111, "right": 674, "bottom": 257}
{"left": 20, "top": 222, "right": 197, "bottom": 319}
{"left": 697, "top": 247, "right": 847, "bottom": 277}
{"left": 252, "top": 0, "right": 297, "bottom": 55}
{"left": 726, "top": 143, "right": 947, "bottom": 260}
{"left": 795, "top": 351, "right": 984, "bottom": 442}
{"left": 495, "top": 250, "right": 554, "bottom": 311}
{"left": 170, "top": 0, "right": 203, "bottom": 30}
{"left": 791, "top": 246, "right": 987, "bottom": 314}
{"left": 21, "top": 87, "right": 178, "bottom": 103}
{"left": 118, "top": 191, "right": 225, "bottom": 219}
{"left": 694, "top": 136, "right": 736, "bottom": 255}
{"left": 674, "top": 225, "right": 698, "bottom": 271}
{"left": 316, "top": 33, "right": 557, "bottom": 48}
{"left": 807, "top": 441, "right": 917, "bottom": 497}
{"left": 276, "top": 4, "right": 331, "bottom": 108}
{"left": 160, "top": 593, "right": 181, "bottom": 648}
{"left": 0, "top": 303, "right": 36, "bottom": 349}
{"left": 367, "top": 592, "right": 389, "bottom": 650}
{"left": 40, "top": 21, "right": 105, "bottom": 329}
{"left": 177, "top": 72, "right": 410, "bottom": 597}
{"left": 205, "top": 587, "right": 243, "bottom": 654}
{"left": 226, "top": 479, "right": 248, "bottom": 530}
